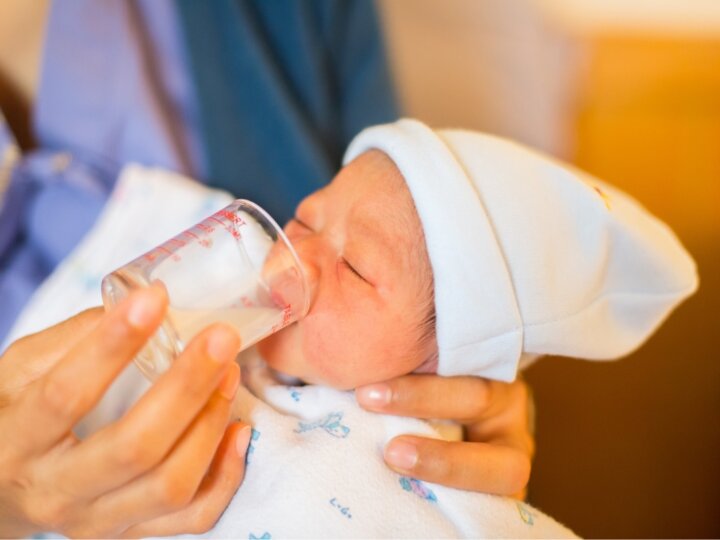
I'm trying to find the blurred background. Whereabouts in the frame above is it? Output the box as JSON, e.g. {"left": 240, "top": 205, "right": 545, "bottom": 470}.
{"left": 377, "top": 0, "right": 719, "bottom": 536}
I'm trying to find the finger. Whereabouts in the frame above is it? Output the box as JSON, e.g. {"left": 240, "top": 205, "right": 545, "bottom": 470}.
{"left": 356, "top": 375, "right": 506, "bottom": 422}
{"left": 122, "top": 422, "right": 252, "bottom": 538}
{"left": 12, "top": 286, "right": 168, "bottom": 451}
{"left": 464, "top": 382, "right": 535, "bottom": 459}
{"left": 2, "top": 306, "right": 103, "bottom": 364}
{"left": 58, "top": 324, "right": 240, "bottom": 496}
{"left": 0, "top": 308, "right": 103, "bottom": 391}
{"left": 383, "top": 435, "right": 531, "bottom": 496}
{"left": 89, "top": 365, "right": 241, "bottom": 534}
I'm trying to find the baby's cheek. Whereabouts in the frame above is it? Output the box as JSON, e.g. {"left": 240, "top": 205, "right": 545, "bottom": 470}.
{"left": 300, "top": 313, "right": 364, "bottom": 388}
{"left": 258, "top": 324, "right": 302, "bottom": 374}
{"left": 301, "top": 310, "right": 412, "bottom": 389}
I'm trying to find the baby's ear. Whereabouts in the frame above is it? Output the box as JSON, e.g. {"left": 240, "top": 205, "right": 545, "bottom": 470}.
{"left": 413, "top": 354, "right": 439, "bottom": 374}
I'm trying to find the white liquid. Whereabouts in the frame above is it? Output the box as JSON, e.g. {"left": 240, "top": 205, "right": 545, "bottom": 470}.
{"left": 167, "top": 306, "right": 287, "bottom": 351}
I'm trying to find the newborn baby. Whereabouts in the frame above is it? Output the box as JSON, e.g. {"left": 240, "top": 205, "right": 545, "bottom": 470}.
{"left": 205, "top": 119, "right": 697, "bottom": 538}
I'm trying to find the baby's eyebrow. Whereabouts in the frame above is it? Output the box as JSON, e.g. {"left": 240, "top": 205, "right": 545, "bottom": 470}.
{"left": 349, "top": 218, "right": 406, "bottom": 274}
{"left": 352, "top": 219, "right": 394, "bottom": 251}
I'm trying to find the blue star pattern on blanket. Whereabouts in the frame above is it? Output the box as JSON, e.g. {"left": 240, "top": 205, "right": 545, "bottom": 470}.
{"left": 248, "top": 532, "right": 271, "bottom": 539}
{"left": 294, "top": 411, "right": 350, "bottom": 438}
{"left": 516, "top": 502, "right": 536, "bottom": 525}
{"left": 399, "top": 477, "right": 437, "bottom": 502}
{"left": 246, "top": 429, "right": 261, "bottom": 464}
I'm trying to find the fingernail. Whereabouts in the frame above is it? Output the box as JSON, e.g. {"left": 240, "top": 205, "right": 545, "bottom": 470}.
{"left": 207, "top": 327, "right": 240, "bottom": 363}
{"left": 126, "top": 288, "right": 165, "bottom": 328}
{"left": 385, "top": 439, "right": 418, "bottom": 470}
{"left": 356, "top": 384, "right": 391, "bottom": 409}
{"left": 219, "top": 363, "right": 240, "bottom": 400}
{"left": 236, "top": 425, "right": 252, "bottom": 458}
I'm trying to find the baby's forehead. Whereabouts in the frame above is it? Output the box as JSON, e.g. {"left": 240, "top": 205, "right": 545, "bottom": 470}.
{"left": 339, "top": 150, "right": 416, "bottom": 211}
{"left": 341, "top": 153, "right": 431, "bottom": 280}
{"left": 347, "top": 195, "right": 418, "bottom": 252}
{"left": 342, "top": 155, "right": 421, "bottom": 234}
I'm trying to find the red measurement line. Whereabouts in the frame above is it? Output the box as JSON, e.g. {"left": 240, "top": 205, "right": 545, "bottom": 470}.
{"left": 168, "top": 238, "right": 186, "bottom": 248}
{"left": 209, "top": 215, "right": 240, "bottom": 239}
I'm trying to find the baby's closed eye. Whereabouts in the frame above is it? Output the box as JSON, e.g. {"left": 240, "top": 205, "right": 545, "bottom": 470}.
{"left": 339, "top": 257, "right": 369, "bottom": 284}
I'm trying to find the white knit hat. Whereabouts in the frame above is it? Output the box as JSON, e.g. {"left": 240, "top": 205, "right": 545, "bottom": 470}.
{"left": 343, "top": 119, "right": 698, "bottom": 382}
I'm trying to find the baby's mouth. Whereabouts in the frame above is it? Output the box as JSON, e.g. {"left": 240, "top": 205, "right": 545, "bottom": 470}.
{"left": 266, "top": 265, "right": 310, "bottom": 320}
{"left": 261, "top": 238, "right": 312, "bottom": 321}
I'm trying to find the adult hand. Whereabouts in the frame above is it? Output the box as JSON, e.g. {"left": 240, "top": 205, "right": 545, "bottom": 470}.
{"left": 356, "top": 375, "right": 534, "bottom": 499}
{"left": 0, "top": 285, "right": 251, "bottom": 538}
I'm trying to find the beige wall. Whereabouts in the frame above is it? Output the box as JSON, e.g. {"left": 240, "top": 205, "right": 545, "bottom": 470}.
{"left": 536, "top": 0, "right": 720, "bottom": 36}
{"left": 377, "top": 0, "right": 582, "bottom": 157}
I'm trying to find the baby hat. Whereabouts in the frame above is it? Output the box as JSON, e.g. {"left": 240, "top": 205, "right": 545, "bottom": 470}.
{"left": 343, "top": 119, "right": 698, "bottom": 382}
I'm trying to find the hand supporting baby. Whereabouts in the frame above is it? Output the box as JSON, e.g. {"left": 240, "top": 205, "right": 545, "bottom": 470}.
{"left": 0, "top": 286, "right": 251, "bottom": 538}
{"left": 357, "top": 374, "right": 533, "bottom": 499}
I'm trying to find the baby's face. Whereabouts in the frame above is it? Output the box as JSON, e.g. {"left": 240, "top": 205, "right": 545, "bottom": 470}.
{"left": 258, "top": 150, "right": 435, "bottom": 389}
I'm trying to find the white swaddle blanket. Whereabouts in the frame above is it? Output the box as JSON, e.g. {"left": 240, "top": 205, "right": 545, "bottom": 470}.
{"left": 4, "top": 165, "right": 576, "bottom": 538}
{"left": 213, "top": 350, "right": 575, "bottom": 539}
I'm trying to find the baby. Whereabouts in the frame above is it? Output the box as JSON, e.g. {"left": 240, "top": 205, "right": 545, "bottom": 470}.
{"left": 201, "top": 119, "right": 697, "bottom": 538}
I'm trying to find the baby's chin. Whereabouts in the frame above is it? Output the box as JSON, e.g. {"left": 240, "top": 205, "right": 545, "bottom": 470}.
{"left": 257, "top": 331, "right": 303, "bottom": 377}
{"left": 257, "top": 328, "right": 327, "bottom": 386}
{"left": 257, "top": 327, "right": 359, "bottom": 390}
